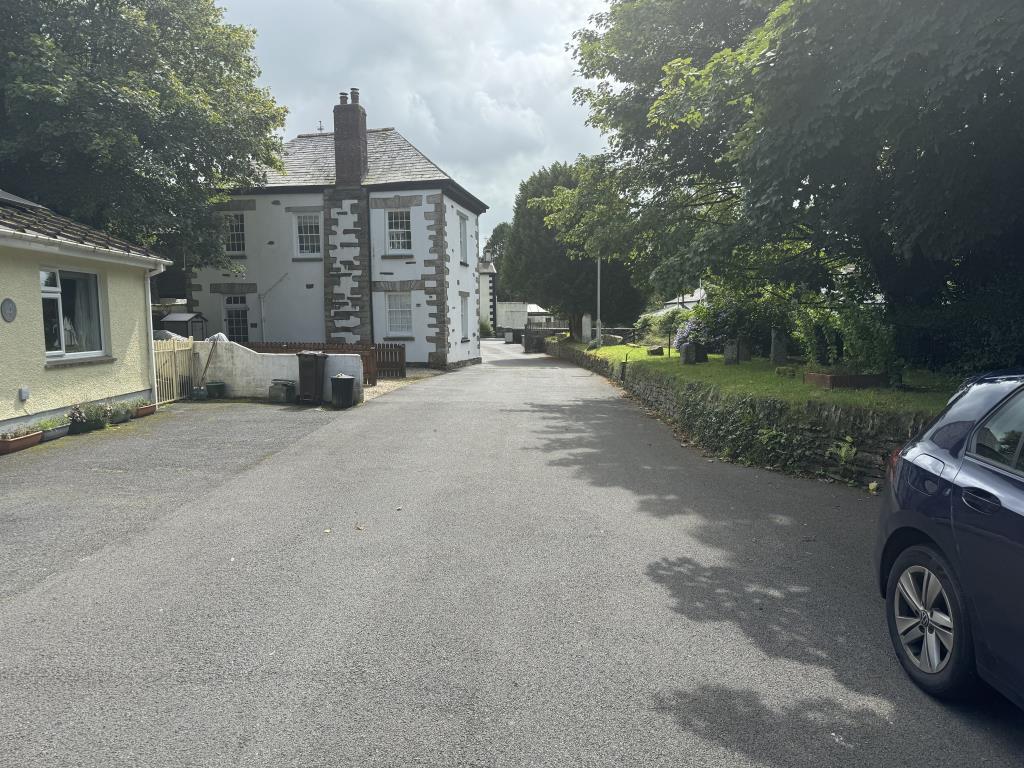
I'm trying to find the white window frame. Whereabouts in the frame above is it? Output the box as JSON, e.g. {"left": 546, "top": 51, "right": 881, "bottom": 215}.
{"left": 385, "top": 292, "right": 413, "bottom": 336}
{"left": 223, "top": 295, "right": 250, "bottom": 342}
{"left": 387, "top": 210, "right": 413, "bottom": 253}
{"left": 460, "top": 294, "right": 470, "bottom": 341}
{"left": 223, "top": 212, "right": 246, "bottom": 255}
{"left": 40, "top": 267, "right": 106, "bottom": 359}
{"left": 294, "top": 213, "right": 322, "bottom": 256}
{"left": 458, "top": 214, "right": 469, "bottom": 265}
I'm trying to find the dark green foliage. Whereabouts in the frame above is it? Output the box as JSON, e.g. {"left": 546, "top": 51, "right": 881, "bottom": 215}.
{"left": 0, "top": 0, "right": 287, "bottom": 267}
{"left": 569, "top": 0, "right": 1024, "bottom": 372}
{"left": 484, "top": 222, "right": 513, "bottom": 301}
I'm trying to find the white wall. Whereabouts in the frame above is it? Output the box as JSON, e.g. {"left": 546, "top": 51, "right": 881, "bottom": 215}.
{"left": 192, "top": 341, "right": 363, "bottom": 403}
{"left": 194, "top": 192, "right": 326, "bottom": 343}
{"left": 443, "top": 195, "right": 481, "bottom": 363}
{"left": 368, "top": 189, "right": 441, "bottom": 365}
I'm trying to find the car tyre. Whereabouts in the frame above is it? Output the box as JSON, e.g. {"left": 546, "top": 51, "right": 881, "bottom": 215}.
{"left": 885, "top": 544, "right": 978, "bottom": 699}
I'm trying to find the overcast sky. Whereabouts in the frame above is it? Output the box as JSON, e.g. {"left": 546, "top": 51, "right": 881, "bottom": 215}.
{"left": 218, "top": 0, "right": 607, "bottom": 240}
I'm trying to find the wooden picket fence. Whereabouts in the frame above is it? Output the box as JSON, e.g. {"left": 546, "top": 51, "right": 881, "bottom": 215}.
{"left": 239, "top": 341, "right": 406, "bottom": 387}
{"left": 153, "top": 338, "right": 198, "bottom": 404}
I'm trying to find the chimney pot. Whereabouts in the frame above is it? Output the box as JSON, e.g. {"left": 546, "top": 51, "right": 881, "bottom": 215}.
{"left": 351, "top": 87, "right": 360, "bottom": 104}
{"left": 339, "top": 91, "right": 349, "bottom": 105}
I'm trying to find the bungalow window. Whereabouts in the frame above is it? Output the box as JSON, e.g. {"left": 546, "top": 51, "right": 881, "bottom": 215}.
{"left": 295, "top": 213, "right": 322, "bottom": 255}
{"left": 386, "top": 292, "right": 413, "bottom": 336}
{"left": 224, "top": 213, "right": 246, "bottom": 254}
{"left": 387, "top": 210, "right": 412, "bottom": 252}
{"left": 40, "top": 269, "right": 103, "bottom": 357}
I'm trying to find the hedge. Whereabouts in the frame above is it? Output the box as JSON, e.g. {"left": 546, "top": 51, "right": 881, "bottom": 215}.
{"left": 546, "top": 337, "right": 934, "bottom": 487}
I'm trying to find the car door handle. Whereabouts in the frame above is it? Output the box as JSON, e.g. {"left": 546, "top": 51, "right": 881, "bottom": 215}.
{"left": 962, "top": 487, "right": 1003, "bottom": 515}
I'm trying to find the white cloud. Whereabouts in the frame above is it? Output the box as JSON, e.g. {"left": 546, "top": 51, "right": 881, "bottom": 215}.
{"left": 217, "top": 0, "right": 607, "bottom": 239}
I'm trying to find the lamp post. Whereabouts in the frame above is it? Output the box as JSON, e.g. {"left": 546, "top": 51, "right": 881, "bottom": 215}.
{"left": 595, "top": 256, "right": 602, "bottom": 346}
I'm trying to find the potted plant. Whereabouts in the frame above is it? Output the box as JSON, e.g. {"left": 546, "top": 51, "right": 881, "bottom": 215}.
{"left": 132, "top": 398, "right": 157, "bottom": 418}
{"left": 109, "top": 402, "right": 132, "bottom": 424}
{"left": 37, "top": 415, "right": 71, "bottom": 442}
{"left": 69, "top": 403, "right": 112, "bottom": 434}
{"left": 0, "top": 425, "right": 43, "bottom": 455}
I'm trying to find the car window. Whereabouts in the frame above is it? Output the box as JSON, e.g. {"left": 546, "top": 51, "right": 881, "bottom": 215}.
{"left": 971, "top": 392, "right": 1024, "bottom": 470}
{"left": 925, "top": 379, "right": 1022, "bottom": 454}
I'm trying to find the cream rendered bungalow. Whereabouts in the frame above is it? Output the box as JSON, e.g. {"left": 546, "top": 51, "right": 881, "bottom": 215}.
{"left": 0, "top": 189, "right": 170, "bottom": 431}
{"left": 191, "top": 89, "right": 488, "bottom": 368}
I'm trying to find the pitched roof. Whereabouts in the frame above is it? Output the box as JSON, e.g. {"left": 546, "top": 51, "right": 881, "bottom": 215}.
{"left": 0, "top": 189, "right": 167, "bottom": 263}
{"left": 262, "top": 128, "right": 487, "bottom": 213}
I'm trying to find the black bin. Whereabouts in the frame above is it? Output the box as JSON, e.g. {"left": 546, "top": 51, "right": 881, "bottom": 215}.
{"left": 331, "top": 373, "right": 355, "bottom": 409}
{"left": 296, "top": 351, "right": 327, "bottom": 404}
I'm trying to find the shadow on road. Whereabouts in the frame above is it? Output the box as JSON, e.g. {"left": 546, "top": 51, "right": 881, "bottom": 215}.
{"left": 510, "top": 395, "right": 1024, "bottom": 763}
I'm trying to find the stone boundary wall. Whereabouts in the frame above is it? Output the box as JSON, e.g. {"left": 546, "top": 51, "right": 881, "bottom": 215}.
{"left": 193, "top": 341, "right": 364, "bottom": 403}
{"left": 546, "top": 338, "right": 933, "bottom": 487}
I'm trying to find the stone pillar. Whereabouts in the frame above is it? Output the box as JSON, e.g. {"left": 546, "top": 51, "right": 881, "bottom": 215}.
{"left": 770, "top": 327, "right": 789, "bottom": 365}
{"left": 724, "top": 339, "right": 739, "bottom": 365}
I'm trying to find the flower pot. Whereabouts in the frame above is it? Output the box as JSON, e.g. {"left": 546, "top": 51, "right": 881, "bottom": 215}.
{"left": 135, "top": 404, "right": 157, "bottom": 418}
{"left": 0, "top": 431, "right": 43, "bottom": 455}
{"left": 40, "top": 425, "right": 70, "bottom": 442}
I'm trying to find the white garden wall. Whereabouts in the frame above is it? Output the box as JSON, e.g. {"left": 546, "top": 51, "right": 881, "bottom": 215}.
{"left": 192, "top": 341, "right": 363, "bottom": 403}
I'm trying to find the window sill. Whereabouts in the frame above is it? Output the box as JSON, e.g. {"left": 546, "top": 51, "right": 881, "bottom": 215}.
{"left": 382, "top": 253, "right": 415, "bottom": 260}
{"left": 383, "top": 336, "right": 415, "bottom": 341}
{"left": 45, "top": 355, "right": 116, "bottom": 369}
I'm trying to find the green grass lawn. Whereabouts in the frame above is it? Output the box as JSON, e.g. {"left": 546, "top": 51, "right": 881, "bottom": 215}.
{"left": 588, "top": 344, "right": 958, "bottom": 416}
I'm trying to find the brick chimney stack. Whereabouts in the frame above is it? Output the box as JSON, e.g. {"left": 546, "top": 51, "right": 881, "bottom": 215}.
{"left": 333, "top": 89, "right": 367, "bottom": 186}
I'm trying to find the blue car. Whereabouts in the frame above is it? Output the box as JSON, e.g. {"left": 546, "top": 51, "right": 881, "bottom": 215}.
{"left": 875, "top": 371, "right": 1024, "bottom": 709}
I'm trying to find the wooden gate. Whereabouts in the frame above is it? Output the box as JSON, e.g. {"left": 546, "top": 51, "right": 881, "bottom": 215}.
{"left": 153, "top": 338, "right": 197, "bottom": 403}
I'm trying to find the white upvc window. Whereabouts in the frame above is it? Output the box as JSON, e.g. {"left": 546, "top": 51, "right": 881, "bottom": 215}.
{"left": 387, "top": 210, "right": 412, "bottom": 252}
{"left": 40, "top": 268, "right": 105, "bottom": 358}
{"left": 295, "top": 213, "right": 322, "bottom": 255}
{"left": 386, "top": 292, "right": 413, "bottom": 336}
{"left": 224, "top": 213, "right": 246, "bottom": 254}
{"left": 459, "top": 214, "right": 468, "bottom": 265}
{"left": 460, "top": 294, "right": 470, "bottom": 341}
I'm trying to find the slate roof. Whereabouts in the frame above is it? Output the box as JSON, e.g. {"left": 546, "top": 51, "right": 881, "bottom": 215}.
{"left": 0, "top": 189, "right": 166, "bottom": 262}
{"left": 262, "top": 128, "right": 487, "bottom": 212}
{"left": 265, "top": 128, "right": 450, "bottom": 187}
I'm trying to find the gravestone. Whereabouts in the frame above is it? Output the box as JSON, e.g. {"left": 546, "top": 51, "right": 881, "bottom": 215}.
{"left": 737, "top": 337, "right": 752, "bottom": 362}
{"left": 694, "top": 343, "right": 708, "bottom": 363}
{"left": 647, "top": 345, "right": 664, "bottom": 356}
{"left": 681, "top": 342, "right": 696, "bottom": 365}
{"left": 770, "top": 327, "right": 789, "bottom": 365}
{"left": 724, "top": 339, "right": 739, "bottom": 365}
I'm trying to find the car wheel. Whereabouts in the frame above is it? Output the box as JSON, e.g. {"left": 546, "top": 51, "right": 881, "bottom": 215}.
{"left": 885, "top": 544, "right": 978, "bottom": 699}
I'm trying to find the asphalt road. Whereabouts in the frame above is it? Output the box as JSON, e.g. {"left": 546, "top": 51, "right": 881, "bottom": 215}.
{"left": 2, "top": 340, "right": 1022, "bottom": 767}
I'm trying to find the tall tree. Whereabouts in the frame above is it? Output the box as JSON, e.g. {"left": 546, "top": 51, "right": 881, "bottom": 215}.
{"left": 484, "top": 221, "right": 513, "bottom": 300}
{"left": 505, "top": 163, "right": 647, "bottom": 339}
{"left": 0, "top": 0, "right": 286, "bottom": 267}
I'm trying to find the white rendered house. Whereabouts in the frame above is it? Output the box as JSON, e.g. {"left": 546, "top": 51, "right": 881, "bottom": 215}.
{"left": 191, "top": 89, "right": 487, "bottom": 368}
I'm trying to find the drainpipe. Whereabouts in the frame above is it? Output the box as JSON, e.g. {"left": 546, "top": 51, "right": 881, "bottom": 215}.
{"left": 258, "top": 271, "right": 290, "bottom": 341}
{"left": 146, "top": 263, "right": 166, "bottom": 408}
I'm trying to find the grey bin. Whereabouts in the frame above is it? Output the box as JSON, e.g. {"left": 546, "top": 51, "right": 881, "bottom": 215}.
{"left": 331, "top": 374, "right": 356, "bottom": 410}
{"left": 269, "top": 379, "right": 296, "bottom": 404}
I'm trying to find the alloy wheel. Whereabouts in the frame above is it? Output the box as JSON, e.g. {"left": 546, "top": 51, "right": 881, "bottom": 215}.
{"left": 893, "top": 565, "right": 955, "bottom": 673}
